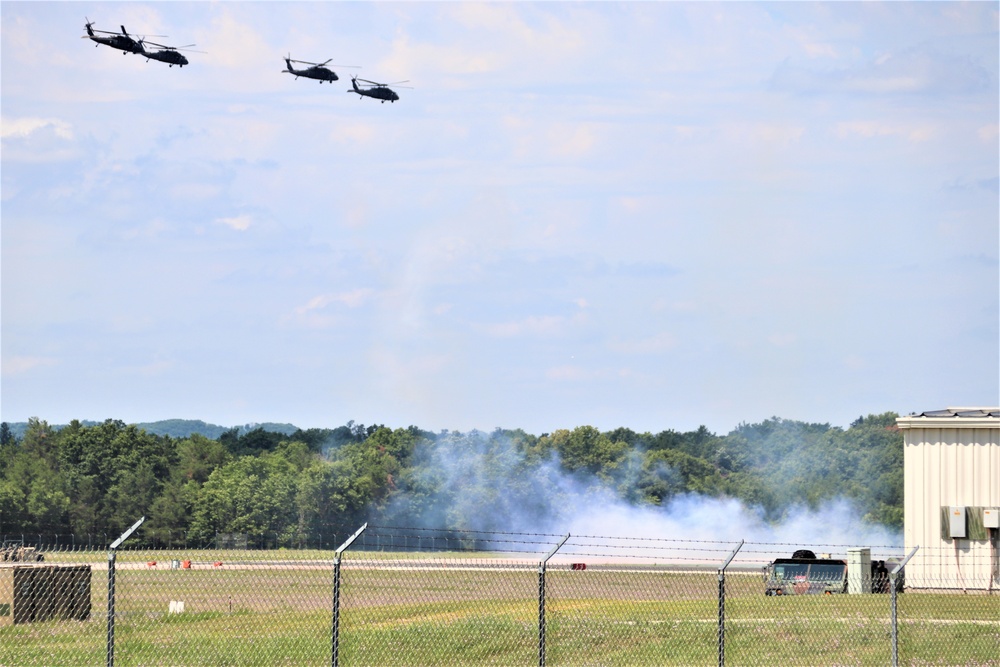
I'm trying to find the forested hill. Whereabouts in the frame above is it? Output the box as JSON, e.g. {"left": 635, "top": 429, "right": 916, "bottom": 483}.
{"left": 4, "top": 419, "right": 299, "bottom": 441}
{"left": 0, "top": 414, "right": 902, "bottom": 547}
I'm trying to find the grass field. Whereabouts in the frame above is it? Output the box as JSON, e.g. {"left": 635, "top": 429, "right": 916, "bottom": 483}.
{"left": 2, "top": 550, "right": 997, "bottom": 666}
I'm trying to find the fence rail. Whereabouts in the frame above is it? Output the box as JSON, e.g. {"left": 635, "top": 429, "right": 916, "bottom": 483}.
{"left": 1, "top": 526, "right": 997, "bottom": 666}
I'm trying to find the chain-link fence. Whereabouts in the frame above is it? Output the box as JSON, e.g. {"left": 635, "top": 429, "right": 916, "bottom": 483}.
{"left": 1, "top": 525, "right": 997, "bottom": 666}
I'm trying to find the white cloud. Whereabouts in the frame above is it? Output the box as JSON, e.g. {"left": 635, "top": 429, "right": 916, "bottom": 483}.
{"left": 377, "top": 3, "right": 592, "bottom": 87}
{"left": 125, "top": 360, "right": 175, "bottom": 377}
{"left": 216, "top": 215, "right": 252, "bottom": 231}
{"left": 331, "top": 123, "right": 377, "bottom": 145}
{"left": 767, "top": 333, "right": 798, "bottom": 347}
{"left": 450, "top": 3, "right": 585, "bottom": 60}
{"left": 480, "top": 315, "right": 566, "bottom": 338}
{"left": 200, "top": 11, "right": 272, "bottom": 71}
{"left": 799, "top": 39, "right": 839, "bottom": 60}
{"left": 1, "top": 117, "right": 73, "bottom": 140}
{"left": 173, "top": 183, "right": 223, "bottom": 201}
{"left": 609, "top": 332, "right": 677, "bottom": 355}
{"left": 771, "top": 46, "right": 993, "bottom": 96}
{"left": 544, "top": 364, "right": 591, "bottom": 381}
{"left": 382, "top": 35, "right": 501, "bottom": 80}
{"left": 979, "top": 124, "right": 1000, "bottom": 143}
{"left": 549, "top": 122, "right": 600, "bottom": 159}
{"left": 750, "top": 123, "right": 806, "bottom": 146}
{"left": 2, "top": 356, "right": 58, "bottom": 376}
{"left": 295, "top": 289, "right": 375, "bottom": 315}
{"left": 834, "top": 121, "right": 935, "bottom": 142}
{"left": 501, "top": 117, "right": 602, "bottom": 161}
{"left": 0, "top": 116, "right": 79, "bottom": 162}
{"left": 844, "top": 354, "right": 867, "bottom": 371}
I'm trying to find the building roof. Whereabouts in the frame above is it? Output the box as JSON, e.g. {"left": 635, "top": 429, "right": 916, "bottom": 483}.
{"left": 912, "top": 408, "right": 1000, "bottom": 418}
{"left": 896, "top": 407, "right": 1000, "bottom": 429}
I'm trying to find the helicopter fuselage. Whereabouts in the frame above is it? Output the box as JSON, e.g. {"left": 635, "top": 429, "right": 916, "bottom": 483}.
{"left": 350, "top": 77, "right": 399, "bottom": 103}
{"left": 284, "top": 61, "right": 338, "bottom": 82}
{"left": 143, "top": 48, "right": 188, "bottom": 67}
{"left": 86, "top": 31, "right": 142, "bottom": 54}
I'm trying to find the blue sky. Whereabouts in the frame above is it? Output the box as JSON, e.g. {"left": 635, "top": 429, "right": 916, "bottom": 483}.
{"left": 2, "top": 2, "right": 997, "bottom": 435}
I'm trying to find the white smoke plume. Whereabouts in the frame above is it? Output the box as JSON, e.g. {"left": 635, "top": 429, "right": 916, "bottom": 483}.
{"left": 377, "top": 429, "right": 903, "bottom": 565}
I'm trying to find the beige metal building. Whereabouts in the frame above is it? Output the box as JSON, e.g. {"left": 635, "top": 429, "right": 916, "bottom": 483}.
{"left": 897, "top": 408, "right": 1000, "bottom": 589}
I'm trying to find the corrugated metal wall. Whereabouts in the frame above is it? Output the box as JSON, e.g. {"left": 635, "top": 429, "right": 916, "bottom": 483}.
{"left": 902, "top": 422, "right": 1000, "bottom": 588}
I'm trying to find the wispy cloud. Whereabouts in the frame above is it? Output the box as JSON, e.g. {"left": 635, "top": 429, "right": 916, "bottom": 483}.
{"left": 215, "top": 215, "right": 252, "bottom": 232}
{"left": 295, "top": 289, "right": 375, "bottom": 315}
{"left": 480, "top": 315, "right": 568, "bottom": 338}
{"left": 834, "top": 121, "right": 935, "bottom": 142}
{"left": 1, "top": 356, "right": 58, "bottom": 376}
{"left": 770, "top": 47, "right": 994, "bottom": 96}
{"left": 1, "top": 116, "right": 73, "bottom": 140}
{"left": 608, "top": 332, "right": 678, "bottom": 355}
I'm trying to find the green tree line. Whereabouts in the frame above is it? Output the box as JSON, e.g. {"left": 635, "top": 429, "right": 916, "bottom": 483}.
{"left": 0, "top": 413, "right": 902, "bottom": 547}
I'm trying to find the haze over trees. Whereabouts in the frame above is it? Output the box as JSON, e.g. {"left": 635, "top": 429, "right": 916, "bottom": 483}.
{"left": 0, "top": 414, "right": 903, "bottom": 547}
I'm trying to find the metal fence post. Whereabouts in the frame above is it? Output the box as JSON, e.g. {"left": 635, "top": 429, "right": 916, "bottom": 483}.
{"left": 890, "top": 545, "right": 919, "bottom": 667}
{"left": 106, "top": 548, "right": 116, "bottom": 667}
{"left": 106, "top": 517, "right": 145, "bottom": 667}
{"left": 332, "top": 523, "right": 367, "bottom": 667}
{"left": 539, "top": 533, "right": 570, "bottom": 667}
{"left": 717, "top": 540, "right": 744, "bottom": 667}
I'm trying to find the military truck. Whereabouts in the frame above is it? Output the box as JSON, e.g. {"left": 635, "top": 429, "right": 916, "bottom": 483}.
{"left": 0, "top": 541, "right": 44, "bottom": 563}
{"left": 763, "top": 549, "right": 897, "bottom": 595}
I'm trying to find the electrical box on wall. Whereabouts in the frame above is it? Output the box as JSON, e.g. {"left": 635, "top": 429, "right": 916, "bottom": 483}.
{"left": 949, "top": 506, "right": 967, "bottom": 538}
{"left": 984, "top": 508, "right": 1000, "bottom": 529}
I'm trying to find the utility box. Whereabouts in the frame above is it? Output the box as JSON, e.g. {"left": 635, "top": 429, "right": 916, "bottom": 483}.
{"left": 949, "top": 506, "right": 967, "bottom": 538}
{"left": 847, "top": 547, "right": 872, "bottom": 594}
{"left": 984, "top": 508, "right": 1000, "bottom": 529}
{"left": 0, "top": 565, "right": 92, "bottom": 626}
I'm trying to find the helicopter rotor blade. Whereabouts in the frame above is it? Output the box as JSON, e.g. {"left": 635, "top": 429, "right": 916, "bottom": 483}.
{"left": 122, "top": 27, "right": 167, "bottom": 38}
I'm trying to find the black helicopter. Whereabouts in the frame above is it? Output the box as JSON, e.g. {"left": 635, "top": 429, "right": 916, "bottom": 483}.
{"left": 82, "top": 19, "right": 147, "bottom": 54}
{"left": 139, "top": 40, "right": 203, "bottom": 67}
{"left": 349, "top": 76, "right": 410, "bottom": 103}
{"left": 282, "top": 56, "right": 356, "bottom": 83}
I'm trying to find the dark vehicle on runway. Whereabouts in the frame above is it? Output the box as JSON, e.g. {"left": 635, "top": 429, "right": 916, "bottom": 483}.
{"left": 764, "top": 550, "right": 847, "bottom": 595}
{"left": 764, "top": 549, "right": 899, "bottom": 595}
